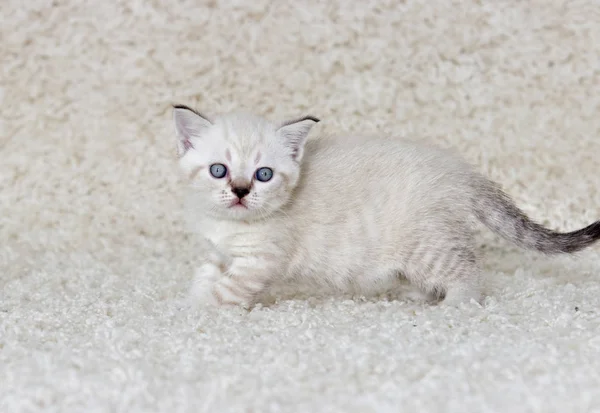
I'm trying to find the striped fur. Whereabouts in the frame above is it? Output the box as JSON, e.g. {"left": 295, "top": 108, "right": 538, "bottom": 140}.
{"left": 173, "top": 107, "right": 600, "bottom": 308}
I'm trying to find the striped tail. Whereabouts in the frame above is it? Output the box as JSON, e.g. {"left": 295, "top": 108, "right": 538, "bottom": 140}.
{"left": 473, "top": 178, "right": 600, "bottom": 254}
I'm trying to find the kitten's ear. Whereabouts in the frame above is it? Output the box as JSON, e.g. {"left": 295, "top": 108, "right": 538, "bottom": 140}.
{"left": 172, "top": 105, "right": 212, "bottom": 156}
{"left": 277, "top": 115, "right": 320, "bottom": 162}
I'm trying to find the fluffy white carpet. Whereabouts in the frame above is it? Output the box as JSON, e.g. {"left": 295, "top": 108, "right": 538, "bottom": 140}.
{"left": 2, "top": 1, "right": 600, "bottom": 412}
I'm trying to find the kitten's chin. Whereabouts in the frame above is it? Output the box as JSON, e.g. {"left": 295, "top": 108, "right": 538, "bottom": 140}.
{"left": 213, "top": 202, "right": 283, "bottom": 222}
{"left": 220, "top": 208, "right": 264, "bottom": 222}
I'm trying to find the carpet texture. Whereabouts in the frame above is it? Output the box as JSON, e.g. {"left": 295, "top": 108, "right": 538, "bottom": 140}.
{"left": 2, "top": 1, "right": 600, "bottom": 412}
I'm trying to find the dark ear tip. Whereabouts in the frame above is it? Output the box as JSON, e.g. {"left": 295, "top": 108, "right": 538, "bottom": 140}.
{"left": 172, "top": 105, "right": 213, "bottom": 123}
{"left": 172, "top": 104, "right": 193, "bottom": 111}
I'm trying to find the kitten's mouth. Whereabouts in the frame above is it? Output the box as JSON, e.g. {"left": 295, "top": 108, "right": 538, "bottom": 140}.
{"left": 229, "top": 199, "right": 248, "bottom": 209}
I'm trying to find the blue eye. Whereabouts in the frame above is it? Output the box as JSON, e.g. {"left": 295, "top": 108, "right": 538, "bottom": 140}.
{"left": 209, "top": 163, "right": 227, "bottom": 179}
{"left": 255, "top": 167, "right": 273, "bottom": 182}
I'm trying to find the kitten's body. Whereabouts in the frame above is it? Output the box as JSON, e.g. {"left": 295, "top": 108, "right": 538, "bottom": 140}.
{"left": 172, "top": 106, "right": 600, "bottom": 308}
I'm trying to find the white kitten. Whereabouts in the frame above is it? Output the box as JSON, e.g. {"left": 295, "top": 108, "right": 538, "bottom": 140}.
{"left": 172, "top": 105, "right": 600, "bottom": 308}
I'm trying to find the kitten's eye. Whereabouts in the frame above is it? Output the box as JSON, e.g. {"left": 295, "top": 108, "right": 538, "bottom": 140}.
{"left": 209, "top": 163, "right": 227, "bottom": 179}
{"left": 255, "top": 167, "right": 273, "bottom": 182}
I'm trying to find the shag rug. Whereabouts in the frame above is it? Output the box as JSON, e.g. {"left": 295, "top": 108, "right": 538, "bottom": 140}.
{"left": 2, "top": 1, "right": 600, "bottom": 412}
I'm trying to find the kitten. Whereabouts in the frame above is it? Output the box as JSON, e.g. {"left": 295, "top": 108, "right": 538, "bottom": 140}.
{"left": 171, "top": 104, "right": 600, "bottom": 308}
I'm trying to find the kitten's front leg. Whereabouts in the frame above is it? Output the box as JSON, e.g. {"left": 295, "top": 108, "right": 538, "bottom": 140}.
{"left": 189, "top": 262, "right": 225, "bottom": 307}
{"left": 211, "top": 256, "right": 276, "bottom": 309}
{"left": 188, "top": 246, "right": 230, "bottom": 307}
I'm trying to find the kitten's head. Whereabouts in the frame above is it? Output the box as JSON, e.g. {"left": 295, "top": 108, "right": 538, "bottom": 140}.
{"left": 172, "top": 105, "right": 319, "bottom": 221}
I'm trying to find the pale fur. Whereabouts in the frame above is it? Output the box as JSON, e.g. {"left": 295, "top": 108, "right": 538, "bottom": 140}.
{"left": 172, "top": 106, "right": 600, "bottom": 308}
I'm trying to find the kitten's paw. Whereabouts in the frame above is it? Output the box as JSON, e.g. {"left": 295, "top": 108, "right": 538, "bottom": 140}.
{"left": 188, "top": 263, "right": 223, "bottom": 307}
{"left": 441, "top": 283, "right": 483, "bottom": 308}
{"left": 211, "top": 276, "right": 256, "bottom": 309}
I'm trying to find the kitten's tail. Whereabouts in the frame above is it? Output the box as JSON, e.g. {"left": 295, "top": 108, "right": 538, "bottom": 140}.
{"left": 472, "top": 178, "right": 600, "bottom": 254}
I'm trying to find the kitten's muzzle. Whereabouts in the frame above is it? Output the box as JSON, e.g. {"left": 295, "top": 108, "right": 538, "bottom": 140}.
{"left": 231, "top": 186, "right": 251, "bottom": 199}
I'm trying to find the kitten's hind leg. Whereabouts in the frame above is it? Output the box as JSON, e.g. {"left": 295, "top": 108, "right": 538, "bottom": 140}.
{"left": 403, "top": 244, "right": 483, "bottom": 307}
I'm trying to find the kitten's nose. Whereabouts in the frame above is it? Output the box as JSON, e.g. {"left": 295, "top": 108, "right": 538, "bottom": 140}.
{"left": 231, "top": 186, "right": 250, "bottom": 199}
